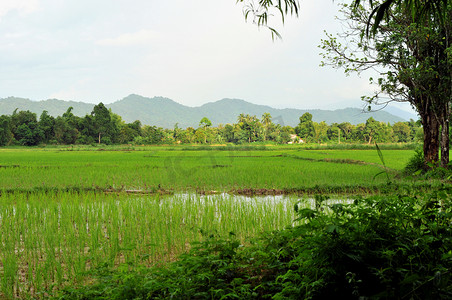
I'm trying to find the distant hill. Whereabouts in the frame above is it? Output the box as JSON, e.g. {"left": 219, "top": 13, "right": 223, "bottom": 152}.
{"left": 0, "top": 94, "right": 406, "bottom": 128}
{"left": 0, "top": 97, "right": 95, "bottom": 118}
{"left": 384, "top": 105, "right": 418, "bottom": 121}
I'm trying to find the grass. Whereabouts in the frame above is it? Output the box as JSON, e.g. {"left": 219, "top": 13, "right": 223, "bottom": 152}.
{"left": 0, "top": 191, "right": 317, "bottom": 298}
{"left": 0, "top": 146, "right": 433, "bottom": 194}
{"left": 0, "top": 144, "right": 449, "bottom": 298}
{"left": 55, "top": 188, "right": 452, "bottom": 300}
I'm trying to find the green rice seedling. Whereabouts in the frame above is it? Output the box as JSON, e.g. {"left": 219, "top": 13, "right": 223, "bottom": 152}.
{"left": 1, "top": 250, "right": 18, "bottom": 298}
{"left": 0, "top": 190, "right": 307, "bottom": 298}
{"left": 0, "top": 148, "right": 427, "bottom": 193}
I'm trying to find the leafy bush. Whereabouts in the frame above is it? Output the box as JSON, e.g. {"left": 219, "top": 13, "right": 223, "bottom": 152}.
{"left": 55, "top": 189, "right": 452, "bottom": 299}
{"left": 404, "top": 148, "right": 452, "bottom": 179}
{"left": 264, "top": 191, "right": 452, "bottom": 299}
{"left": 404, "top": 148, "right": 425, "bottom": 175}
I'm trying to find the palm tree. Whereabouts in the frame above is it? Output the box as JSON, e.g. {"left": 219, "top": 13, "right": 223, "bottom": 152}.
{"left": 261, "top": 113, "right": 272, "bottom": 128}
{"left": 237, "top": 113, "right": 247, "bottom": 124}
{"left": 199, "top": 117, "right": 212, "bottom": 144}
{"left": 239, "top": 0, "right": 448, "bottom": 36}
{"left": 238, "top": 0, "right": 300, "bottom": 39}
{"left": 352, "top": 0, "right": 449, "bottom": 34}
{"left": 261, "top": 113, "right": 272, "bottom": 141}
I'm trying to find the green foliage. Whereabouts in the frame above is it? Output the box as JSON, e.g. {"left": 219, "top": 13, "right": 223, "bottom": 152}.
{"left": 10, "top": 110, "right": 44, "bottom": 145}
{"left": 39, "top": 110, "right": 55, "bottom": 143}
{"left": 295, "top": 112, "right": 315, "bottom": 142}
{"left": 199, "top": 117, "right": 212, "bottom": 128}
{"left": 321, "top": 2, "right": 452, "bottom": 167}
{"left": 238, "top": 0, "right": 300, "bottom": 39}
{"left": 265, "top": 190, "right": 452, "bottom": 299}
{"left": 0, "top": 96, "right": 409, "bottom": 128}
{"left": 403, "top": 148, "right": 452, "bottom": 180}
{"left": 54, "top": 116, "right": 78, "bottom": 144}
{"left": 353, "top": 0, "right": 449, "bottom": 35}
{"left": 56, "top": 233, "right": 251, "bottom": 300}
{"left": 373, "top": 143, "right": 391, "bottom": 183}
{"left": 236, "top": 114, "right": 262, "bottom": 143}
{"left": 91, "top": 102, "right": 118, "bottom": 144}
{"left": 55, "top": 189, "right": 452, "bottom": 299}
{"left": 0, "top": 115, "right": 12, "bottom": 146}
{"left": 135, "top": 125, "right": 166, "bottom": 144}
{"left": 56, "top": 264, "right": 152, "bottom": 300}
{"left": 392, "top": 121, "right": 411, "bottom": 142}
{"left": 363, "top": 117, "right": 393, "bottom": 144}
{"left": 404, "top": 148, "right": 425, "bottom": 175}
{"left": 0, "top": 100, "right": 421, "bottom": 146}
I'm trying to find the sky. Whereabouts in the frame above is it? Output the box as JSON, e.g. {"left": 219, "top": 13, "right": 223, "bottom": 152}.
{"left": 0, "top": 0, "right": 415, "bottom": 113}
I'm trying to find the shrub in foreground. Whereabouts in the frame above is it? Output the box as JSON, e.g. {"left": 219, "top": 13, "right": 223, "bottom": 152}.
{"left": 404, "top": 148, "right": 452, "bottom": 180}
{"left": 55, "top": 189, "right": 452, "bottom": 299}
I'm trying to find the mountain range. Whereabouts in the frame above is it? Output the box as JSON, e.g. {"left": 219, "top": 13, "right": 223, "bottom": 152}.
{"left": 0, "top": 94, "right": 415, "bottom": 128}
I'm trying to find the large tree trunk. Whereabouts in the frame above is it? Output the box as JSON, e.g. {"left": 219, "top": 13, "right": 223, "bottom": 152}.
{"left": 440, "top": 122, "right": 449, "bottom": 168}
{"left": 440, "top": 103, "right": 450, "bottom": 168}
{"left": 420, "top": 109, "right": 440, "bottom": 169}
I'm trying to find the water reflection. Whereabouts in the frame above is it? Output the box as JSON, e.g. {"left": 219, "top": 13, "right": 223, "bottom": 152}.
{"left": 156, "top": 192, "right": 353, "bottom": 213}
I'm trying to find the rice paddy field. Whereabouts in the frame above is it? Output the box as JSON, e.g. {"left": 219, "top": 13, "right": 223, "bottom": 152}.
{"left": 0, "top": 145, "right": 445, "bottom": 298}
{"left": 0, "top": 145, "right": 417, "bottom": 192}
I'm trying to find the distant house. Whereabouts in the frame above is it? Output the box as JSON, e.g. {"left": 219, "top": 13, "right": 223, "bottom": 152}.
{"left": 288, "top": 134, "right": 304, "bottom": 144}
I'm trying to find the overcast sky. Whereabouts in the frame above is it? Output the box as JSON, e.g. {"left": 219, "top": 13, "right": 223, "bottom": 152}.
{"left": 0, "top": 0, "right": 414, "bottom": 113}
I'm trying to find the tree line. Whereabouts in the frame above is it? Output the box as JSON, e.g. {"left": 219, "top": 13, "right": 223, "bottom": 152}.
{"left": 0, "top": 103, "right": 421, "bottom": 146}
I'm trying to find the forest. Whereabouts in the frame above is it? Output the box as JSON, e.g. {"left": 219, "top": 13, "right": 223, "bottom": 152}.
{"left": 0, "top": 102, "right": 422, "bottom": 146}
